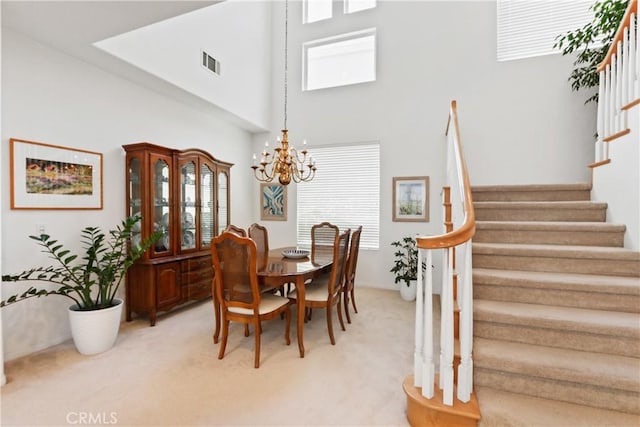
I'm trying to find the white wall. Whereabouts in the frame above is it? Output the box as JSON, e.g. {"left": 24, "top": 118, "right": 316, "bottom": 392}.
{"left": 95, "top": 0, "right": 273, "bottom": 131}
{"left": 253, "top": 0, "right": 597, "bottom": 292}
{"left": 1, "top": 29, "right": 255, "bottom": 361}
{"left": 592, "top": 106, "right": 640, "bottom": 250}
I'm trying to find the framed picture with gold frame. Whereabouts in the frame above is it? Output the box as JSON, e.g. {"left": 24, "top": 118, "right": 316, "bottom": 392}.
{"left": 260, "top": 183, "right": 287, "bottom": 221}
{"left": 10, "top": 138, "right": 103, "bottom": 210}
{"left": 392, "top": 176, "right": 429, "bottom": 222}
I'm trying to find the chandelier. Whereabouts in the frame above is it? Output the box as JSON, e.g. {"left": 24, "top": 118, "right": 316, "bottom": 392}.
{"left": 251, "top": 0, "right": 316, "bottom": 186}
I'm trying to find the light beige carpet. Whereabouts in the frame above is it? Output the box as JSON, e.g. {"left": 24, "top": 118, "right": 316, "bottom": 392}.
{"left": 1, "top": 288, "right": 414, "bottom": 427}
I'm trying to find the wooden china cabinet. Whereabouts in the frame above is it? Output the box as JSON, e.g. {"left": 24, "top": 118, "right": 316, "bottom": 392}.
{"left": 123, "top": 142, "right": 232, "bottom": 326}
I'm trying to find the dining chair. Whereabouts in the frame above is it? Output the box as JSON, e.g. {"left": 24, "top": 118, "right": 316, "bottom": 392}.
{"left": 224, "top": 224, "right": 247, "bottom": 237}
{"left": 343, "top": 226, "right": 362, "bottom": 324}
{"left": 289, "top": 229, "right": 350, "bottom": 345}
{"left": 311, "top": 222, "right": 339, "bottom": 263}
{"left": 248, "top": 223, "right": 269, "bottom": 271}
{"left": 211, "top": 231, "right": 291, "bottom": 368}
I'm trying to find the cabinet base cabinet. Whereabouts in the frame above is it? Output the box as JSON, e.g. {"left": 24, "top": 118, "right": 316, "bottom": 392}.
{"left": 125, "top": 255, "right": 213, "bottom": 326}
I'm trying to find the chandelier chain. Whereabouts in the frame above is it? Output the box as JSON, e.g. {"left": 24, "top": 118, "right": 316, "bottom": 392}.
{"left": 284, "top": 0, "right": 288, "bottom": 130}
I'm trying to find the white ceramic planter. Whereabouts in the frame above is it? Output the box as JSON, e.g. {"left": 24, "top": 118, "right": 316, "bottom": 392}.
{"left": 68, "top": 299, "right": 123, "bottom": 355}
{"left": 400, "top": 280, "right": 417, "bottom": 301}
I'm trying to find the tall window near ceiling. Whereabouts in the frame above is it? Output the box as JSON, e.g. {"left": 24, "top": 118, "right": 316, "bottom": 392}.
{"left": 304, "top": 0, "right": 332, "bottom": 23}
{"left": 297, "top": 143, "right": 380, "bottom": 250}
{"left": 345, "top": 0, "right": 376, "bottom": 14}
{"left": 497, "top": 0, "right": 595, "bottom": 61}
{"left": 303, "top": 29, "right": 376, "bottom": 91}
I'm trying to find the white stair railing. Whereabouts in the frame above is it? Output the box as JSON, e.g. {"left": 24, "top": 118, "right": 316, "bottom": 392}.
{"left": 412, "top": 100, "right": 476, "bottom": 406}
{"left": 596, "top": 0, "right": 639, "bottom": 163}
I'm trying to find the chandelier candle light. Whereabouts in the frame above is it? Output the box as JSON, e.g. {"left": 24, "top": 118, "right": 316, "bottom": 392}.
{"left": 251, "top": 0, "right": 316, "bottom": 186}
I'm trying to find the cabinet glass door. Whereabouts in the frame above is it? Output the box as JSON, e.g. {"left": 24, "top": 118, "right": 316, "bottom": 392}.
{"left": 218, "top": 171, "right": 229, "bottom": 235}
{"left": 128, "top": 157, "right": 142, "bottom": 248}
{"left": 152, "top": 157, "right": 171, "bottom": 255}
{"left": 200, "top": 163, "right": 214, "bottom": 248}
{"left": 180, "top": 160, "right": 197, "bottom": 251}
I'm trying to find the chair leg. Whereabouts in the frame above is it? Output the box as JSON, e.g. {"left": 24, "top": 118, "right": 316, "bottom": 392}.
{"left": 244, "top": 324, "right": 250, "bottom": 337}
{"left": 218, "top": 319, "right": 229, "bottom": 360}
{"left": 284, "top": 306, "right": 291, "bottom": 345}
{"left": 337, "top": 297, "right": 346, "bottom": 332}
{"left": 254, "top": 319, "right": 261, "bottom": 369}
{"left": 326, "top": 306, "right": 336, "bottom": 345}
{"left": 350, "top": 288, "right": 358, "bottom": 313}
{"left": 213, "top": 297, "right": 221, "bottom": 344}
{"left": 344, "top": 291, "right": 352, "bottom": 324}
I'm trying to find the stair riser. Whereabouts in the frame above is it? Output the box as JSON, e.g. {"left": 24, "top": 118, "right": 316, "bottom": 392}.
{"left": 474, "top": 229, "right": 624, "bottom": 247}
{"left": 472, "top": 190, "right": 591, "bottom": 202}
{"left": 473, "top": 254, "right": 640, "bottom": 277}
{"left": 475, "top": 208, "right": 606, "bottom": 222}
{"left": 474, "top": 369, "right": 640, "bottom": 415}
{"left": 474, "top": 284, "right": 640, "bottom": 313}
{"left": 474, "top": 322, "right": 639, "bottom": 358}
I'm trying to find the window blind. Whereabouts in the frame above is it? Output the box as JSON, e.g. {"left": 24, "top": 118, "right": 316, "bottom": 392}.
{"left": 296, "top": 142, "right": 380, "bottom": 250}
{"left": 497, "top": 0, "right": 595, "bottom": 62}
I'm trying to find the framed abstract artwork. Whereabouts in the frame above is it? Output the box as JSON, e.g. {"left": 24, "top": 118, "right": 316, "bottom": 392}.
{"left": 10, "top": 138, "right": 103, "bottom": 210}
{"left": 260, "top": 183, "right": 287, "bottom": 221}
{"left": 392, "top": 176, "right": 429, "bottom": 222}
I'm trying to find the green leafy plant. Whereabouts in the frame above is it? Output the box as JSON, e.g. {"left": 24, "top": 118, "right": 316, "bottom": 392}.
{"left": 1, "top": 215, "right": 161, "bottom": 310}
{"left": 390, "top": 236, "right": 418, "bottom": 287}
{"left": 554, "top": 0, "right": 629, "bottom": 104}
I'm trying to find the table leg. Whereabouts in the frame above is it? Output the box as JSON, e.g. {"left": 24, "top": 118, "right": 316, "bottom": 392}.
{"left": 296, "top": 276, "right": 306, "bottom": 358}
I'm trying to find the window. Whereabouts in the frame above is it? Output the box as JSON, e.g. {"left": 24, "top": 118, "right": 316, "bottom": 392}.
{"left": 345, "top": 0, "right": 376, "bottom": 14}
{"left": 297, "top": 143, "right": 380, "bottom": 250}
{"left": 497, "top": 0, "right": 595, "bottom": 61}
{"left": 303, "top": 28, "right": 376, "bottom": 91}
{"left": 304, "top": 0, "right": 332, "bottom": 24}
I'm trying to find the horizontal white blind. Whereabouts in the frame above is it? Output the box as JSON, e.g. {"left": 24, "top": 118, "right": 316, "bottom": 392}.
{"left": 297, "top": 142, "right": 380, "bottom": 249}
{"left": 497, "top": 0, "right": 595, "bottom": 62}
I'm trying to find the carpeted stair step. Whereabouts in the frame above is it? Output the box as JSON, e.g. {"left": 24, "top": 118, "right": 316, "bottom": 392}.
{"left": 476, "top": 386, "right": 640, "bottom": 427}
{"left": 473, "top": 243, "right": 640, "bottom": 277}
{"left": 473, "top": 268, "right": 640, "bottom": 313}
{"left": 474, "top": 201, "right": 607, "bottom": 222}
{"left": 474, "top": 300, "right": 640, "bottom": 357}
{"left": 475, "top": 221, "right": 625, "bottom": 247}
{"left": 473, "top": 338, "right": 640, "bottom": 414}
{"left": 471, "top": 183, "right": 592, "bottom": 202}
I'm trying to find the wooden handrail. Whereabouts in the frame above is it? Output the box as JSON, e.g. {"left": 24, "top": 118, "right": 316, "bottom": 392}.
{"left": 597, "top": 0, "right": 637, "bottom": 72}
{"left": 416, "top": 100, "right": 475, "bottom": 250}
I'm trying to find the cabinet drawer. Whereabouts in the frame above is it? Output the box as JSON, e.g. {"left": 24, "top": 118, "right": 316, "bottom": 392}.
{"left": 187, "top": 279, "right": 212, "bottom": 300}
{"left": 183, "top": 256, "right": 212, "bottom": 271}
{"left": 182, "top": 267, "right": 213, "bottom": 284}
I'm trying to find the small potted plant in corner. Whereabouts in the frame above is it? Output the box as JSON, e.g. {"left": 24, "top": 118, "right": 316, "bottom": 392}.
{"left": 390, "top": 236, "right": 418, "bottom": 301}
{"left": 1, "top": 215, "right": 160, "bottom": 355}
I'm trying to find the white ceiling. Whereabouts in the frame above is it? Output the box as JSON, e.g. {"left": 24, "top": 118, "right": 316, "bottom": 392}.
{"left": 1, "top": 1, "right": 266, "bottom": 131}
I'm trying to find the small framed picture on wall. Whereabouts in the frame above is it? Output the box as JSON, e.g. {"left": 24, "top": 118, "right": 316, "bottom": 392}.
{"left": 392, "top": 176, "right": 429, "bottom": 222}
{"left": 260, "top": 183, "right": 287, "bottom": 221}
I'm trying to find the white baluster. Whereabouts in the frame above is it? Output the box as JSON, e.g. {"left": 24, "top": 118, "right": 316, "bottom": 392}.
{"left": 457, "top": 241, "right": 474, "bottom": 402}
{"left": 597, "top": 70, "right": 605, "bottom": 162}
{"left": 414, "top": 246, "right": 425, "bottom": 388}
{"left": 604, "top": 64, "right": 611, "bottom": 138}
{"left": 420, "top": 249, "right": 435, "bottom": 399}
{"left": 616, "top": 44, "right": 623, "bottom": 131}
{"left": 629, "top": 14, "right": 637, "bottom": 101}
{"left": 623, "top": 28, "right": 629, "bottom": 108}
{"left": 440, "top": 247, "right": 454, "bottom": 406}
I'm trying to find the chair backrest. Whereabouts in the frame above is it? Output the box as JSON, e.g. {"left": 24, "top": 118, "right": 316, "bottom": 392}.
{"left": 224, "top": 224, "right": 247, "bottom": 237}
{"left": 344, "top": 226, "right": 362, "bottom": 289}
{"left": 327, "top": 229, "right": 351, "bottom": 299}
{"left": 311, "top": 222, "right": 339, "bottom": 263}
{"left": 211, "top": 232, "right": 260, "bottom": 311}
{"left": 248, "top": 223, "right": 269, "bottom": 270}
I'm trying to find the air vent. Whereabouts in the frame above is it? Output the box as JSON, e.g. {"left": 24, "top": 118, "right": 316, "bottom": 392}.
{"left": 202, "top": 51, "right": 221, "bottom": 75}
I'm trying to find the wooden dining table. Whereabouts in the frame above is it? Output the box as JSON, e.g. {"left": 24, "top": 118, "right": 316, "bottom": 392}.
{"left": 257, "top": 246, "right": 332, "bottom": 358}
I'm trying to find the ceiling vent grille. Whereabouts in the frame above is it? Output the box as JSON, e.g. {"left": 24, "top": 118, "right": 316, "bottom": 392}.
{"left": 202, "top": 51, "right": 220, "bottom": 75}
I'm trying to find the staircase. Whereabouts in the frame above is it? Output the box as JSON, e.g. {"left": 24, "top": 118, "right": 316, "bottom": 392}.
{"left": 470, "top": 183, "right": 640, "bottom": 425}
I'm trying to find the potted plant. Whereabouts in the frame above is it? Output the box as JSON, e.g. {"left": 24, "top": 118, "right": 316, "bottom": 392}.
{"left": 1, "top": 215, "right": 160, "bottom": 355}
{"left": 390, "top": 236, "right": 418, "bottom": 301}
